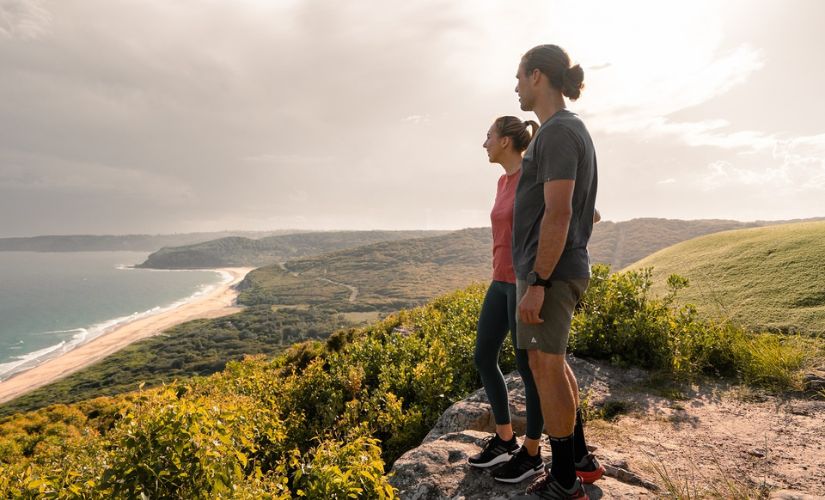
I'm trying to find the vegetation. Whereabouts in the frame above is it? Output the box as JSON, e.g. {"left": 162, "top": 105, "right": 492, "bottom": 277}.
{"left": 0, "top": 306, "right": 355, "bottom": 417}
{"left": 139, "top": 230, "right": 446, "bottom": 269}
{"left": 625, "top": 220, "right": 825, "bottom": 336}
{"left": 6, "top": 219, "right": 822, "bottom": 422}
{"left": 0, "top": 286, "right": 490, "bottom": 498}
{"left": 572, "top": 265, "right": 810, "bottom": 390}
{"left": 0, "top": 265, "right": 816, "bottom": 497}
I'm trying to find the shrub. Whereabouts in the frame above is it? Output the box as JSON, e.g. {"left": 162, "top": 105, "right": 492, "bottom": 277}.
{"left": 293, "top": 427, "right": 396, "bottom": 499}
{"left": 571, "top": 264, "right": 808, "bottom": 388}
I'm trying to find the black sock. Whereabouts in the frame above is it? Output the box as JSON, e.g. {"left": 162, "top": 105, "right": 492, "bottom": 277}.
{"left": 573, "top": 407, "right": 589, "bottom": 464}
{"left": 549, "top": 433, "right": 577, "bottom": 490}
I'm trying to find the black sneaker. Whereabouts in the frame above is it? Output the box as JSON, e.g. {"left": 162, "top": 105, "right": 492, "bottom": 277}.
{"left": 519, "top": 473, "right": 589, "bottom": 499}
{"left": 492, "top": 446, "right": 544, "bottom": 483}
{"left": 468, "top": 434, "right": 518, "bottom": 468}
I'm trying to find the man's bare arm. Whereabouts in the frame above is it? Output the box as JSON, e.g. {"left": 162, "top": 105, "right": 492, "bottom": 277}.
{"left": 533, "top": 180, "right": 575, "bottom": 278}
{"left": 518, "top": 179, "right": 574, "bottom": 324}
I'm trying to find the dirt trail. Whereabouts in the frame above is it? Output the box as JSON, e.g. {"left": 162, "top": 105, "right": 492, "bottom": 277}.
{"left": 277, "top": 262, "right": 359, "bottom": 302}
{"left": 318, "top": 277, "right": 359, "bottom": 302}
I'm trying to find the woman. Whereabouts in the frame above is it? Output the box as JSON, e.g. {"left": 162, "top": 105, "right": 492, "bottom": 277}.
{"left": 467, "top": 116, "right": 546, "bottom": 484}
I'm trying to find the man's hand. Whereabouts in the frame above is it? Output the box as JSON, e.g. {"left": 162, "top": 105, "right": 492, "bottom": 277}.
{"left": 518, "top": 286, "right": 545, "bottom": 324}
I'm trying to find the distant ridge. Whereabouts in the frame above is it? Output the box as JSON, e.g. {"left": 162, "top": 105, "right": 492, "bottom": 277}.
{"left": 238, "top": 227, "right": 492, "bottom": 311}
{"left": 132, "top": 217, "right": 825, "bottom": 271}
{"left": 138, "top": 230, "right": 449, "bottom": 269}
{"left": 0, "top": 231, "right": 303, "bottom": 252}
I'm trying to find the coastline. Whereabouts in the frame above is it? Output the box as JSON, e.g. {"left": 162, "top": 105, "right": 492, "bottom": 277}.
{"left": 0, "top": 267, "right": 254, "bottom": 405}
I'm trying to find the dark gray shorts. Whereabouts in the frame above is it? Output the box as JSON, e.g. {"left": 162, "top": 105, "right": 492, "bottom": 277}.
{"left": 516, "top": 278, "right": 589, "bottom": 354}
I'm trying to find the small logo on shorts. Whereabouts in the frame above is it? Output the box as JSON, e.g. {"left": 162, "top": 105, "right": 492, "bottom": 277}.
{"left": 531, "top": 337, "right": 537, "bottom": 344}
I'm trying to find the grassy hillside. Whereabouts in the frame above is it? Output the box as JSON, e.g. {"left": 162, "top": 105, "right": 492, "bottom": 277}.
{"left": 626, "top": 220, "right": 825, "bottom": 336}
{"left": 139, "top": 230, "right": 446, "bottom": 268}
{"left": 587, "top": 217, "right": 824, "bottom": 269}
{"left": 238, "top": 228, "right": 492, "bottom": 311}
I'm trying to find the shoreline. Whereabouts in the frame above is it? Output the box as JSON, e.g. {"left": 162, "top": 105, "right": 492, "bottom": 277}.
{"left": 0, "top": 267, "right": 254, "bottom": 405}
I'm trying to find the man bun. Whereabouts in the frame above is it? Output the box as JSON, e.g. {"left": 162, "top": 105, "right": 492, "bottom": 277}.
{"left": 523, "top": 44, "right": 585, "bottom": 101}
{"left": 561, "top": 64, "right": 584, "bottom": 100}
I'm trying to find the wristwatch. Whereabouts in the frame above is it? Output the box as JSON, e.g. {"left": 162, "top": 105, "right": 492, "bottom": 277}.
{"left": 526, "top": 271, "right": 552, "bottom": 288}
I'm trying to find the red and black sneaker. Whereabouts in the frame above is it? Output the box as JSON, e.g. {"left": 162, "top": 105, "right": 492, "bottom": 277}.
{"left": 575, "top": 453, "right": 605, "bottom": 484}
{"left": 522, "top": 473, "right": 589, "bottom": 499}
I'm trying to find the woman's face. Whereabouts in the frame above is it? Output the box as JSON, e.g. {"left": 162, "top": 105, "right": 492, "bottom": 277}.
{"left": 483, "top": 124, "right": 506, "bottom": 164}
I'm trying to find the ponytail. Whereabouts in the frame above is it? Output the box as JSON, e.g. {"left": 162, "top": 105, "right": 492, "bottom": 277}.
{"left": 494, "top": 116, "right": 538, "bottom": 153}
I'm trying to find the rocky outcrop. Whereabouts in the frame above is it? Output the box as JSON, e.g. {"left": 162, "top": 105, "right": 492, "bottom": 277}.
{"left": 389, "top": 355, "right": 658, "bottom": 499}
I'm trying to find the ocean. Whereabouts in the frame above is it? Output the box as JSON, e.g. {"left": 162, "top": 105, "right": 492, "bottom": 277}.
{"left": 0, "top": 252, "right": 224, "bottom": 381}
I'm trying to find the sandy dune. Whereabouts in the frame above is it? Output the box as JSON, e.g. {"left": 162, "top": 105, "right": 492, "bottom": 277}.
{"left": 0, "top": 267, "right": 253, "bottom": 404}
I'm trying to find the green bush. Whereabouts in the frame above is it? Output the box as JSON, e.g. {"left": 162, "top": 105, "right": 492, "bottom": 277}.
{"left": 572, "top": 264, "right": 807, "bottom": 388}
{"left": 294, "top": 427, "right": 395, "bottom": 499}
{"left": 99, "top": 387, "right": 272, "bottom": 498}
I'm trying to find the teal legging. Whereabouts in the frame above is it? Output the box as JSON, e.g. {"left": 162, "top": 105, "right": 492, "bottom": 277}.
{"left": 474, "top": 280, "right": 544, "bottom": 440}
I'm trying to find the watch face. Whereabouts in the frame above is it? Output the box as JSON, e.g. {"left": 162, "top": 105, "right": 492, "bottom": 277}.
{"left": 527, "top": 272, "right": 537, "bottom": 285}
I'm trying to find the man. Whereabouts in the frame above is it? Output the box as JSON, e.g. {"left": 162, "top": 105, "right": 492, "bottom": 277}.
{"left": 511, "top": 44, "right": 602, "bottom": 499}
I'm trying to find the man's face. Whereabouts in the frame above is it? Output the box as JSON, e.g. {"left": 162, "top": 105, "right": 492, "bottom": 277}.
{"left": 515, "top": 61, "right": 534, "bottom": 111}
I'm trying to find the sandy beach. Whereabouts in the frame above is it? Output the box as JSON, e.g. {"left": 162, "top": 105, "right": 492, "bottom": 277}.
{"left": 0, "top": 267, "right": 254, "bottom": 404}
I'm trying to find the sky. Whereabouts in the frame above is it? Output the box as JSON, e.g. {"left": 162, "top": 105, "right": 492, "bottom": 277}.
{"left": 1, "top": 0, "right": 823, "bottom": 236}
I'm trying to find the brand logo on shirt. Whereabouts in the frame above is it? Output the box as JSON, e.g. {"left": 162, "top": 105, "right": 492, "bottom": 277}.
{"left": 531, "top": 337, "right": 537, "bottom": 344}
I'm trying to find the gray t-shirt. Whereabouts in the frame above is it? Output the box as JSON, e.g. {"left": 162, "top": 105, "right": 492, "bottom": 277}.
{"left": 512, "top": 109, "right": 598, "bottom": 280}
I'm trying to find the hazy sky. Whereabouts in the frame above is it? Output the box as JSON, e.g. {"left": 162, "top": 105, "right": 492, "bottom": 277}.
{"left": 1, "top": 0, "right": 823, "bottom": 236}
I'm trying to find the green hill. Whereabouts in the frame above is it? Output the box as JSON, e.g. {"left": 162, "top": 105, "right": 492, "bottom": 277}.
{"left": 625, "top": 220, "right": 825, "bottom": 336}
{"left": 138, "top": 230, "right": 447, "bottom": 268}
{"left": 587, "top": 217, "right": 824, "bottom": 269}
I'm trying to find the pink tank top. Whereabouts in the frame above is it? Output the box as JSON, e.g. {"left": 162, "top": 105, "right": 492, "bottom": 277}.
{"left": 490, "top": 169, "right": 521, "bottom": 283}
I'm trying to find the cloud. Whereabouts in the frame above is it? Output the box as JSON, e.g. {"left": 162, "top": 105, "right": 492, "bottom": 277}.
{"left": 585, "top": 44, "right": 765, "bottom": 137}
{"left": 698, "top": 133, "right": 825, "bottom": 192}
{"left": 0, "top": 0, "right": 822, "bottom": 235}
{"left": 402, "top": 115, "right": 432, "bottom": 124}
{"left": 0, "top": 0, "right": 51, "bottom": 40}
{"left": 0, "top": 152, "right": 193, "bottom": 203}
{"left": 242, "top": 153, "right": 335, "bottom": 166}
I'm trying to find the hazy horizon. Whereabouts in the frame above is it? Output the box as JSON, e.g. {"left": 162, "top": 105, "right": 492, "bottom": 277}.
{"left": 4, "top": 215, "right": 825, "bottom": 240}
{"left": 2, "top": 0, "right": 823, "bottom": 237}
